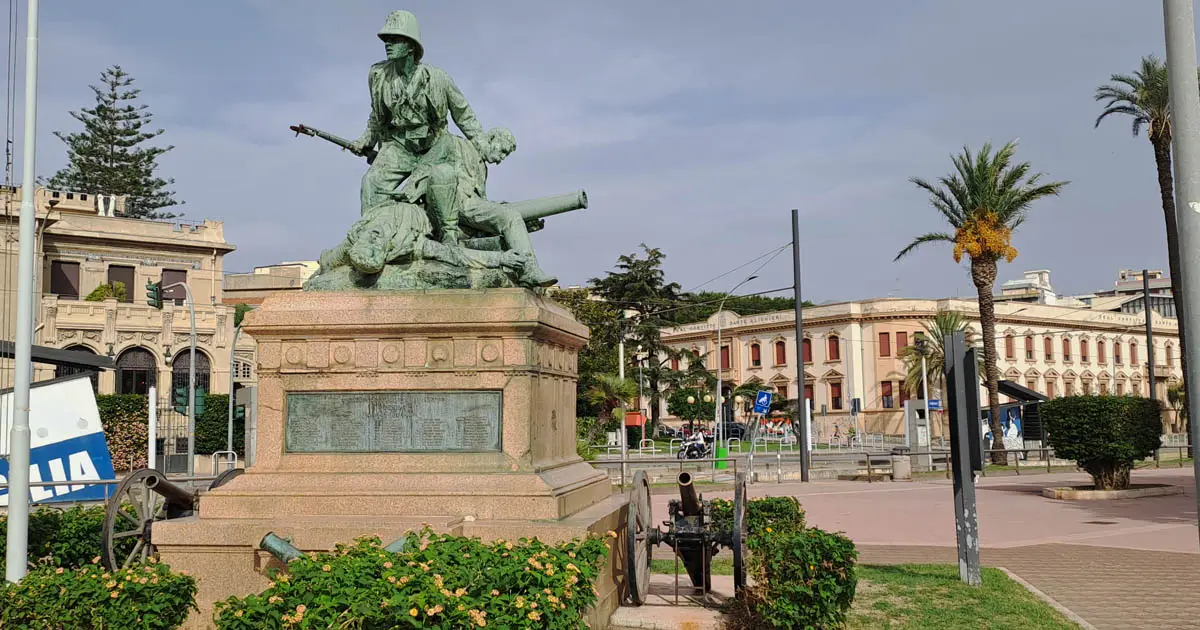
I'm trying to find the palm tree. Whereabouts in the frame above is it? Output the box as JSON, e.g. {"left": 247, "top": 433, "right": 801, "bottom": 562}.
{"left": 582, "top": 374, "right": 638, "bottom": 445}
{"left": 1094, "top": 55, "right": 1194, "bottom": 418}
{"left": 896, "top": 142, "right": 1067, "bottom": 461}
{"left": 897, "top": 310, "right": 983, "bottom": 401}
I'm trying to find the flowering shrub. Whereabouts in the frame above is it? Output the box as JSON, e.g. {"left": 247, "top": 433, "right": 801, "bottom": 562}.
{"left": 0, "top": 505, "right": 110, "bottom": 569}
{"left": 717, "top": 496, "right": 857, "bottom": 629}
{"left": 0, "top": 556, "right": 197, "bottom": 629}
{"left": 97, "top": 394, "right": 149, "bottom": 470}
{"left": 213, "top": 528, "right": 612, "bottom": 629}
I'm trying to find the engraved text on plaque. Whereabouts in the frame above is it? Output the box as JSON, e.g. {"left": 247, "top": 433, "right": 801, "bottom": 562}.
{"left": 285, "top": 391, "right": 502, "bottom": 453}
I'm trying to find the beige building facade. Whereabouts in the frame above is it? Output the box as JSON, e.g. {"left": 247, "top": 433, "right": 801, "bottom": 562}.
{"left": 656, "top": 297, "right": 1183, "bottom": 439}
{"left": 0, "top": 185, "right": 256, "bottom": 398}
{"left": 222, "top": 261, "right": 317, "bottom": 307}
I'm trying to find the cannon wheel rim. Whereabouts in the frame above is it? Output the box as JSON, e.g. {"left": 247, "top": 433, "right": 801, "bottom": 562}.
{"left": 733, "top": 471, "right": 749, "bottom": 592}
{"left": 626, "top": 470, "right": 652, "bottom": 605}
{"left": 209, "top": 467, "right": 244, "bottom": 491}
{"left": 103, "top": 469, "right": 167, "bottom": 570}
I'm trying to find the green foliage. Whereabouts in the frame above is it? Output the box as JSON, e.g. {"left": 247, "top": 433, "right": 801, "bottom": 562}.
{"left": 233, "top": 303, "right": 254, "bottom": 328}
{"left": 47, "top": 65, "right": 181, "bottom": 219}
{"left": 0, "top": 505, "right": 108, "bottom": 569}
{"left": 733, "top": 529, "right": 858, "bottom": 629}
{"left": 666, "top": 388, "right": 714, "bottom": 422}
{"left": 1041, "top": 395, "right": 1163, "bottom": 490}
{"left": 710, "top": 496, "right": 806, "bottom": 538}
{"left": 85, "top": 281, "right": 128, "bottom": 302}
{"left": 896, "top": 310, "right": 984, "bottom": 397}
{"left": 0, "top": 557, "right": 197, "bottom": 629}
{"left": 194, "top": 394, "right": 245, "bottom": 456}
{"left": 668, "top": 292, "right": 810, "bottom": 324}
{"left": 97, "top": 394, "right": 149, "bottom": 470}
{"left": 213, "top": 529, "right": 612, "bottom": 629}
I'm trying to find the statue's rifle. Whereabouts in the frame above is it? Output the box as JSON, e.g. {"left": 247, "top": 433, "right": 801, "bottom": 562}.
{"left": 289, "top": 124, "right": 378, "bottom": 164}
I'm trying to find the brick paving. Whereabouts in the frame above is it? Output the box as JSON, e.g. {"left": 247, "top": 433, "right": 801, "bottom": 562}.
{"left": 621, "top": 468, "right": 1200, "bottom": 629}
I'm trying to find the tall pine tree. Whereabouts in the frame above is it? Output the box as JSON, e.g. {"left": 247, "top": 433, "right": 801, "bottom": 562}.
{"left": 47, "top": 65, "right": 181, "bottom": 219}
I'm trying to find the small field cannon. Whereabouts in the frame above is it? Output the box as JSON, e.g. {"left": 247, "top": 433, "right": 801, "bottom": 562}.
{"left": 623, "top": 470, "right": 748, "bottom": 605}
{"left": 101, "top": 467, "right": 243, "bottom": 570}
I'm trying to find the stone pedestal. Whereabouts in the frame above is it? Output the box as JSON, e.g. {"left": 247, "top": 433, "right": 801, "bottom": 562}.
{"left": 155, "top": 289, "right": 626, "bottom": 628}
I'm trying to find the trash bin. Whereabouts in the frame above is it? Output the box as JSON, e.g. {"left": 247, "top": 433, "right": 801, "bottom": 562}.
{"left": 890, "top": 446, "right": 912, "bottom": 481}
{"left": 715, "top": 446, "right": 729, "bottom": 470}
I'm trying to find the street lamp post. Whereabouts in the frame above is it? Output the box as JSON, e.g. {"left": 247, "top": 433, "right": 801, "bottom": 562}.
{"left": 916, "top": 337, "right": 932, "bottom": 444}
{"left": 714, "top": 275, "right": 758, "bottom": 454}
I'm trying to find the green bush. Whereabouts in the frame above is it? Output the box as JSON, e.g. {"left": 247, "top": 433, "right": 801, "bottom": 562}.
{"left": 194, "top": 394, "right": 245, "bottom": 455}
{"left": 97, "top": 394, "right": 149, "bottom": 470}
{"left": 0, "top": 505, "right": 108, "bottom": 569}
{"left": 710, "top": 496, "right": 806, "bottom": 537}
{"left": 213, "top": 529, "right": 612, "bottom": 629}
{"left": 1041, "top": 395, "right": 1163, "bottom": 490}
{"left": 85, "top": 281, "right": 127, "bottom": 302}
{"left": 0, "top": 557, "right": 197, "bottom": 629}
{"left": 738, "top": 529, "right": 858, "bottom": 629}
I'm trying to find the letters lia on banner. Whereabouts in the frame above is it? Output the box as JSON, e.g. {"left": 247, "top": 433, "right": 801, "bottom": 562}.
{"left": 0, "top": 374, "right": 115, "bottom": 505}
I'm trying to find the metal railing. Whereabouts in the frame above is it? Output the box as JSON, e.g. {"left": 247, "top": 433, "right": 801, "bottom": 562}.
{"left": 593, "top": 457, "right": 740, "bottom": 491}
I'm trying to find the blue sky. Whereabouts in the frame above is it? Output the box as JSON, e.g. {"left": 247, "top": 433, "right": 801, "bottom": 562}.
{"left": 3, "top": 1, "right": 1196, "bottom": 304}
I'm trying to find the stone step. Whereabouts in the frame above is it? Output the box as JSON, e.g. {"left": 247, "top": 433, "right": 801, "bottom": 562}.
{"left": 608, "top": 573, "right": 733, "bottom": 630}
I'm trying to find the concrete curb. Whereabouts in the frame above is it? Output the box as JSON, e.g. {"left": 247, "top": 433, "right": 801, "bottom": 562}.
{"left": 1041, "top": 483, "right": 1184, "bottom": 500}
{"left": 997, "top": 567, "right": 1096, "bottom": 630}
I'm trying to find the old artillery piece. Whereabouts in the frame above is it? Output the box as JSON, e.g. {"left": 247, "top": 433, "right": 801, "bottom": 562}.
{"left": 624, "top": 469, "right": 749, "bottom": 605}
{"left": 101, "top": 467, "right": 244, "bottom": 570}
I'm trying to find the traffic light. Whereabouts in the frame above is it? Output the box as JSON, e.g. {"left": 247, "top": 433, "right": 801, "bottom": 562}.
{"left": 172, "top": 385, "right": 207, "bottom": 415}
{"left": 234, "top": 405, "right": 246, "bottom": 421}
{"left": 194, "top": 387, "right": 207, "bottom": 416}
{"left": 145, "top": 280, "right": 163, "bottom": 309}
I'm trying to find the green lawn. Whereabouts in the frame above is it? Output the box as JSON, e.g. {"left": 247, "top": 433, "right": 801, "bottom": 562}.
{"left": 650, "top": 562, "right": 1079, "bottom": 629}
{"left": 848, "top": 565, "right": 1079, "bottom": 629}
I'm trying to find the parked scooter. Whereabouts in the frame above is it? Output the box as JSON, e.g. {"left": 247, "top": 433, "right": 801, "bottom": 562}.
{"left": 676, "top": 432, "right": 711, "bottom": 460}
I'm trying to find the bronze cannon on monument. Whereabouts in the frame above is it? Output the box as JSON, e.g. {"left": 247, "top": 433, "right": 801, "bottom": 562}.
{"left": 458, "top": 189, "right": 589, "bottom": 250}
{"left": 100, "top": 467, "right": 244, "bottom": 570}
{"left": 623, "top": 470, "right": 749, "bottom": 605}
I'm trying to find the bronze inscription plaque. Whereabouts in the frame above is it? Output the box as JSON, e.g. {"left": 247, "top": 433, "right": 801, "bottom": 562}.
{"left": 285, "top": 391, "right": 502, "bottom": 453}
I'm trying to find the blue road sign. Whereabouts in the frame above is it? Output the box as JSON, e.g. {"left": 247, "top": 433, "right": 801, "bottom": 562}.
{"left": 928, "top": 399, "right": 942, "bottom": 410}
{"left": 753, "top": 390, "right": 773, "bottom": 414}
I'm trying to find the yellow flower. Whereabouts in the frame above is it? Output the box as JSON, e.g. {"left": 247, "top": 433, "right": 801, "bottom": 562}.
{"left": 491, "top": 589, "right": 500, "bottom": 596}
{"left": 528, "top": 611, "right": 541, "bottom": 621}
{"left": 566, "top": 563, "right": 579, "bottom": 572}
{"left": 110, "top": 591, "right": 118, "bottom": 599}
{"left": 296, "top": 605, "right": 307, "bottom": 614}
{"left": 505, "top": 542, "right": 513, "bottom": 550}
{"left": 410, "top": 608, "right": 419, "bottom": 617}
{"left": 455, "top": 587, "right": 467, "bottom": 597}
{"left": 515, "top": 596, "right": 525, "bottom": 609}
{"left": 55, "top": 568, "right": 63, "bottom": 575}
{"left": 269, "top": 596, "right": 282, "bottom": 604}
{"left": 766, "top": 527, "right": 773, "bottom": 533}
{"left": 530, "top": 602, "right": 538, "bottom": 609}
{"left": 383, "top": 561, "right": 392, "bottom": 569}
{"left": 399, "top": 576, "right": 410, "bottom": 585}
{"left": 380, "top": 600, "right": 389, "bottom": 608}
{"left": 321, "top": 564, "right": 331, "bottom": 572}
{"left": 568, "top": 551, "right": 576, "bottom": 558}
{"left": 548, "top": 595, "right": 559, "bottom": 604}
{"left": 106, "top": 580, "right": 117, "bottom": 588}
{"left": 387, "top": 575, "right": 396, "bottom": 583}
{"left": 607, "top": 530, "right": 617, "bottom": 538}
{"left": 91, "top": 556, "right": 101, "bottom": 564}
{"left": 546, "top": 568, "right": 555, "bottom": 576}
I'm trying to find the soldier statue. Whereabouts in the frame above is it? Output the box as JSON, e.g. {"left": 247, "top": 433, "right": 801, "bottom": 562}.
{"left": 294, "top": 10, "right": 585, "bottom": 291}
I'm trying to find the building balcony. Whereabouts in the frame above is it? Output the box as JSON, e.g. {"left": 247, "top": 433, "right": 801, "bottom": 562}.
{"left": 1154, "top": 365, "right": 1172, "bottom": 379}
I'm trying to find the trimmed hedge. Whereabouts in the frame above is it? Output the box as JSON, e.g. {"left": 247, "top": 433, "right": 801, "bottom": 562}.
{"left": 97, "top": 394, "right": 149, "bottom": 470}
{"left": 0, "top": 557, "right": 197, "bottom": 629}
{"left": 213, "top": 529, "right": 612, "bottom": 629}
{"left": 0, "top": 505, "right": 108, "bottom": 569}
{"left": 1041, "top": 395, "right": 1163, "bottom": 490}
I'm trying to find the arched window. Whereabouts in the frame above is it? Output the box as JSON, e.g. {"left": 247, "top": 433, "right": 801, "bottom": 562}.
{"left": 116, "top": 347, "right": 157, "bottom": 395}
{"left": 774, "top": 341, "right": 787, "bottom": 366}
{"left": 827, "top": 336, "right": 840, "bottom": 361}
{"left": 1114, "top": 341, "right": 1123, "bottom": 365}
{"left": 801, "top": 338, "right": 812, "bottom": 363}
{"left": 1044, "top": 336, "right": 1053, "bottom": 361}
{"left": 1062, "top": 338, "right": 1072, "bottom": 362}
{"left": 1098, "top": 340, "right": 1107, "bottom": 365}
{"left": 750, "top": 343, "right": 761, "bottom": 367}
{"left": 56, "top": 345, "right": 99, "bottom": 394}
{"left": 172, "top": 349, "right": 212, "bottom": 397}
{"left": 1167, "top": 344, "right": 1175, "bottom": 368}
{"left": 1130, "top": 341, "right": 1139, "bottom": 366}
{"left": 1024, "top": 336, "right": 1034, "bottom": 361}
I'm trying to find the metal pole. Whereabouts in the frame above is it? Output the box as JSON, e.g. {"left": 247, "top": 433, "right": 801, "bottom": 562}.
{"left": 792, "top": 209, "right": 810, "bottom": 481}
{"left": 148, "top": 386, "right": 157, "bottom": 470}
{"left": 715, "top": 310, "right": 723, "bottom": 450}
{"left": 1162, "top": 0, "right": 1200, "bottom": 544}
{"left": 922, "top": 353, "right": 931, "bottom": 442}
{"left": 167, "top": 283, "right": 198, "bottom": 480}
{"left": 618, "top": 332, "right": 627, "bottom": 480}
{"left": 945, "top": 331, "right": 981, "bottom": 586}
{"left": 227, "top": 325, "right": 241, "bottom": 457}
{"left": 5, "top": 0, "right": 38, "bottom": 583}
{"left": 1145, "top": 269, "right": 1158, "bottom": 402}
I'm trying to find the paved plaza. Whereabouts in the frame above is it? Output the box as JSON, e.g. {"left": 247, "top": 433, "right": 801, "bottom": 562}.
{"left": 638, "top": 468, "right": 1199, "bottom": 629}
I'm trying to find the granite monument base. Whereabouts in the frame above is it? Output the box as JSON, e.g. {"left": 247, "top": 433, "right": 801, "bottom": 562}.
{"left": 154, "top": 289, "right": 626, "bottom": 628}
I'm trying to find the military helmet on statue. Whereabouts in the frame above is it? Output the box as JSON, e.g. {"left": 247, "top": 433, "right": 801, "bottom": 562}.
{"left": 378, "top": 10, "right": 424, "bottom": 60}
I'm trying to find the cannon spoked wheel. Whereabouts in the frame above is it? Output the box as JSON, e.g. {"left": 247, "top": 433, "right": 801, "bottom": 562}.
{"left": 625, "top": 470, "right": 652, "bottom": 606}
{"left": 102, "top": 469, "right": 194, "bottom": 570}
{"left": 209, "top": 467, "right": 244, "bottom": 490}
{"left": 732, "top": 471, "right": 749, "bottom": 591}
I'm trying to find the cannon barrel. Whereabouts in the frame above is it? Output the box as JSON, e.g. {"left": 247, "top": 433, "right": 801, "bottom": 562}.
{"left": 259, "top": 532, "right": 304, "bottom": 563}
{"left": 145, "top": 474, "right": 194, "bottom": 509}
{"left": 498, "top": 189, "right": 587, "bottom": 221}
{"left": 677, "top": 471, "right": 702, "bottom": 517}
